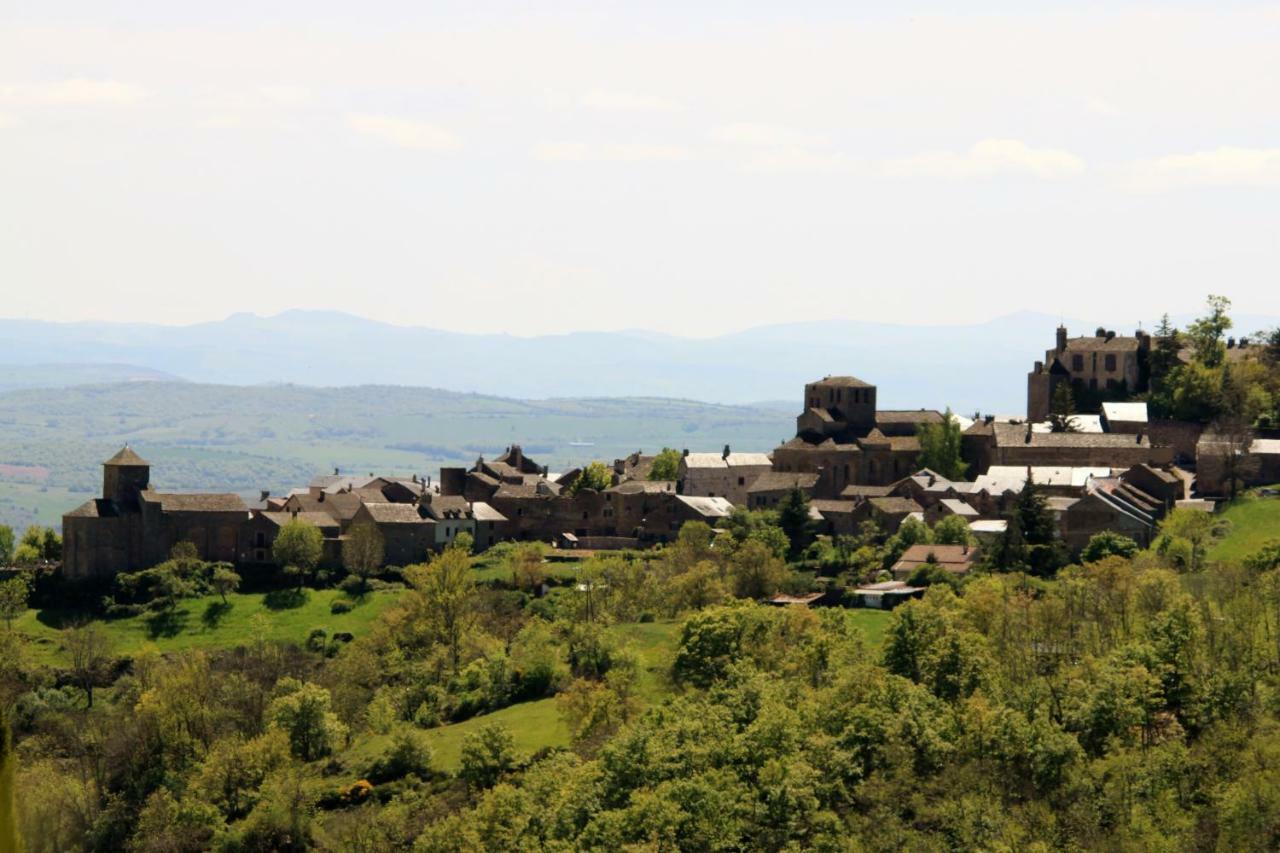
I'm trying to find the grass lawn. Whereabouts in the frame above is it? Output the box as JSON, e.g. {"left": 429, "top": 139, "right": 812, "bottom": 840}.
{"left": 1206, "top": 490, "right": 1280, "bottom": 564}
{"left": 15, "top": 588, "right": 403, "bottom": 666}
{"left": 417, "top": 698, "right": 570, "bottom": 772}
{"left": 848, "top": 608, "right": 892, "bottom": 648}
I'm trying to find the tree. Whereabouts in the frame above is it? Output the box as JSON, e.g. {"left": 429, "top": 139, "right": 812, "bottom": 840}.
{"left": 210, "top": 565, "right": 241, "bottom": 604}
{"left": 932, "top": 515, "right": 972, "bottom": 546}
{"left": 571, "top": 461, "right": 612, "bottom": 494}
{"left": 776, "top": 487, "right": 814, "bottom": 558}
{"left": 273, "top": 518, "right": 323, "bottom": 588}
{"left": 0, "top": 574, "right": 30, "bottom": 631}
{"left": 459, "top": 723, "right": 515, "bottom": 790}
{"left": 728, "top": 539, "right": 789, "bottom": 599}
{"left": 1081, "top": 531, "right": 1139, "bottom": 563}
{"left": 406, "top": 545, "right": 477, "bottom": 673}
{"left": 506, "top": 542, "right": 547, "bottom": 591}
{"left": 65, "top": 622, "right": 112, "bottom": 708}
{"left": 1187, "top": 294, "right": 1233, "bottom": 368}
{"left": 130, "top": 788, "right": 223, "bottom": 853}
{"left": 342, "top": 522, "right": 385, "bottom": 590}
{"left": 1047, "top": 382, "right": 1080, "bottom": 433}
{"left": 14, "top": 526, "right": 58, "bottom": 565}
{"left": 268, "top": 678, "right": 348, "bottom": 761}
{"left": 916, "top": 409, "right": 968, "bottom": 480}
{"left": 649, "top": 447, "right": 681, "bottom": 482}
{"left": 1157, "top": 508, "right": 1223, "bottom": 572}
{"left": 1204, "top": 415, "right": 1256, "bottom": 500}
{"left": 1150, "top": 314, "right": 1182, "bottom": 384}
{"left": 0, "top": 526, "right": 13, "bottom": 566}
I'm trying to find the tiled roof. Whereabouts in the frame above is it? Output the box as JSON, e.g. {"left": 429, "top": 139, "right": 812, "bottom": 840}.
{"left": 361, "top": 502, "right": 430, "bottom": 524}
{"left": 1064, "top": 335, "right": 1141, "bottom": 352}
{"left": 810, "top": 499, "right": 858, "bottom": 514}
{"left": 104, "top": 446, "right": 149, "bottom": 466}
{"left": 748, "top": 471, "right": 820, "bottom": 492}
{"left": 839, "top": 484, "right": 894, "bottom": 498}
{"left": 65, "top": 499, "right": 118, "bottom": 518}
{"left": 875, "top": 410, "right": 943, "bottom": 424}
{"left": 142, "top": 491, "right": 247, "bottom": 512}
{"left": 992, "top": 422, "right": 1151, "bottom": 448}
{"left": 868, "top": 497, "right": 923, "bottom": 515}
{"left": 938, "top": 499, "right": 978, "bottom": 517}
{"left": 471, "top": 502, "right": 507, "bottom": 522}
{"left": 608, "top": 480, "right": 675, "bottom": 494}
{"left": 813, "top": 375, "right": 873, "bottom": 387}
{"left": 675, "top": 495, "right": 734, "bottom": 517}
{"left": 259, "top": 511, "right": 339, "bottom": 529}
{"left": 1102, "top": 402, "right": 1149, "bottom": 424}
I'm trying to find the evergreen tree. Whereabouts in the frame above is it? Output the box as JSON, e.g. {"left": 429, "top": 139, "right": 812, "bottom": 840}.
{"left": 776, "top": 487, "right": 814, "bottom": 558}
{"left": 1047, "top": 382, "right": 1079, "bottom": 432}
{"left": 1150, "top": 313, "right": 1182, "bottom": 383}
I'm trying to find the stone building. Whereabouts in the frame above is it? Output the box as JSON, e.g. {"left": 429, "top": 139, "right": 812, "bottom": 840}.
{"left": 678, "top": 446, "right": 772, "bottom": 505}
{"left": 770, "top": 375, "right": 940, "bottom": 495}
{"left": 965, "top": 421, "right": 1173, "bottom": 473}
{"left": 62, "top": 447, "right": 249, "bottom": 580}
{"left": 1027, "top": 326, "right": 1151, "bottom": 420}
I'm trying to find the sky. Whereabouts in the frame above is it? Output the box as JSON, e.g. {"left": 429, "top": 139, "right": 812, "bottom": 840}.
{"left": 2, "top": 1, "right": 1278, "bottom": 337}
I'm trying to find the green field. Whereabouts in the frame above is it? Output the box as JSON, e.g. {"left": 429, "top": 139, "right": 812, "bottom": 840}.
{"left": 1206, "top": 490, "right": 1280, "bottom": 564}
{"left": 14, "top": 588, "right": 403, "bottom": 666}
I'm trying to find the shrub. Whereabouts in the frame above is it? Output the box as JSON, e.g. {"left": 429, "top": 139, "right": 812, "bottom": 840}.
{"left": 366, "top": 730, "right": 433, "bottom": 783}
{"left": 330, "top": 600, "right": 353, "bottom": 615}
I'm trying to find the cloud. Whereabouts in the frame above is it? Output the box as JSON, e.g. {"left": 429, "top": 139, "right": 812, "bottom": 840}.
{"left": 880, "top": 138, "right": 1085, "bottom": 180}
{"left": 0, "top": 113, "right": 17, "bottom": 129}
{"left": 0, "top": 78, "right": 148, "bottom": 107}
{"left": 346, "top": 113, "right": 461, "bottom": 151}
{"left": 580, "top": 89, "right": 678, "bottom": 112}
{"left": 711, "top": 122, "right": 829, "bottom": 148}
{"left": 1123, "top": 146, "right": 1280, "bottom": 190}
{"left": 534, "top": 142, "right": 690, "bottom": 162}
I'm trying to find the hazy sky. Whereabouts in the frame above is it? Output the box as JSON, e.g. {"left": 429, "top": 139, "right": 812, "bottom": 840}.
{"left": 2, "top": 1, "right": 1278, "bottom": 336}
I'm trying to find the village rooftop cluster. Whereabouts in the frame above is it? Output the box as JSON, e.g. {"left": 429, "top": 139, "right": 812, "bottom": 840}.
{"left": 61, "top": 325, "right": 1280, "bottom": 587}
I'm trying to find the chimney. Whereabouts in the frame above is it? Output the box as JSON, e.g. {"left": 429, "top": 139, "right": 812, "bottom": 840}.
{"left": 1034, "top": 360, "right": 1044, "bottom": 373}
{"left": 1105, "top": 330, "right": 1116, "bottom": 342}
{"left": 1056, "top": 325, "right": 1068, "bottom": 353}
{"left": 259, "top": 490, "right": 270, "bottom": 502}
{"left": 1096, "top": 327, "right": 1106, "bottom": 338}
{"left": 1227, "top": 337, "right": 1237, "bottom": 349}
{"left": 722, "top": 444, "right": 731, "bottom": 460}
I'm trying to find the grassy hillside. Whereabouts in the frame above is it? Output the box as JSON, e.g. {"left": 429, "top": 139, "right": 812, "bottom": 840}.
{"left": 1207, "top": 489, "right": 1280, "bottom": 564}
{"left": 15, "top": 588, "right": 402, "bottom": 666}
{"left": 0, "top": 381, "right": 792, "bottom": 530}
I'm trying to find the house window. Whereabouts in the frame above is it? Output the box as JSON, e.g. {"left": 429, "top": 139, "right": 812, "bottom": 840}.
{"left": 1104, "top": 354, "right": 1117, "bottom": 371}
{"left": 737, "top": 477, "right": 745, "bottom": 486}
{"left": 1072, "top": 354, "right": 1084, "bottom": 372}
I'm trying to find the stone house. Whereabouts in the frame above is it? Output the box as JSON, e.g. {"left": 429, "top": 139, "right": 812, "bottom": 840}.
{"left": 1027, "top": 326, "right": 1151, "bottom": 420}
{"left": 678, "top": 446, "right": 772, "bottom": 505}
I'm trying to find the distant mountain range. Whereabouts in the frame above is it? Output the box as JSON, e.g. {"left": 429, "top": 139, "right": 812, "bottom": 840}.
{"left": 2, "top": 310, "right": 1276, "bottom": 413}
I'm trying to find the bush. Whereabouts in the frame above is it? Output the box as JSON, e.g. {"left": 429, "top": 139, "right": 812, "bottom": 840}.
{"left": 365, "top": 730, "right": 433, "bottom": 784}
{"left": 330, "top": 600, "right": 354, "bottom": 615}
{"left": 306, "top": 628, "right": 328, "bottom": 653}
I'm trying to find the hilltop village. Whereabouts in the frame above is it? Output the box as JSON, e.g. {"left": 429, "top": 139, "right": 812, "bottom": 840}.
{"left": 60, "top": 323, "right": 1280, "bottom": 583}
